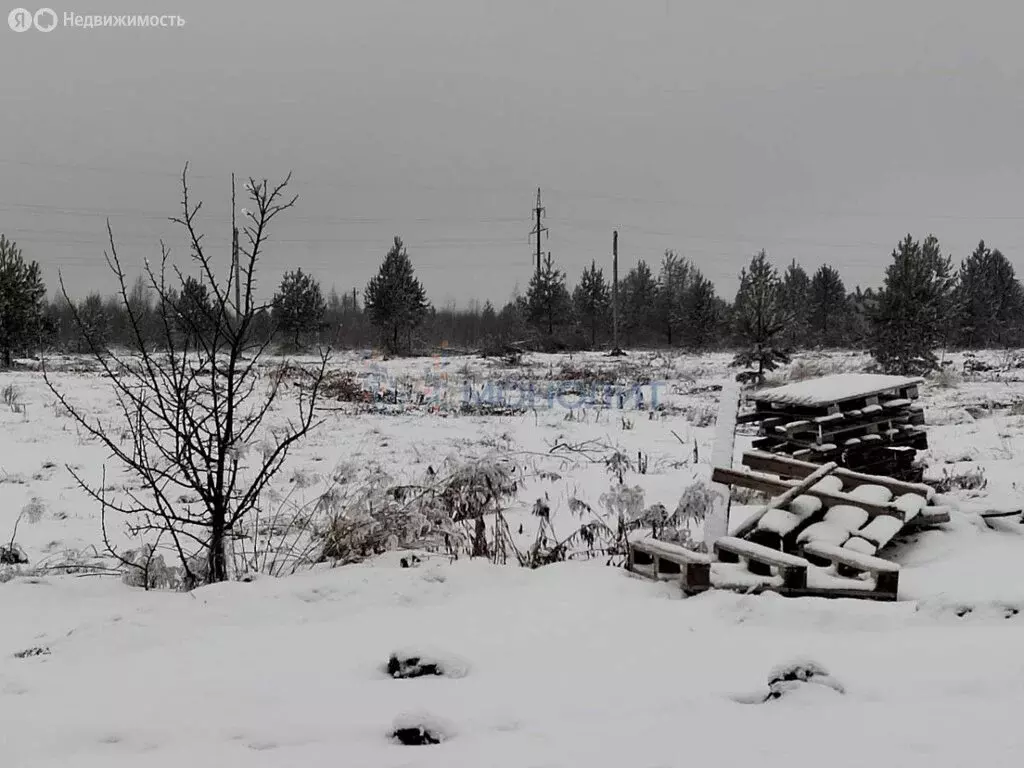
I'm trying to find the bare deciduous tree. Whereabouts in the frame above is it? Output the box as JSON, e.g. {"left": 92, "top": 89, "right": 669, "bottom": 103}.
{"left": 44, "top": 166, "right": 328, "bottom": 585}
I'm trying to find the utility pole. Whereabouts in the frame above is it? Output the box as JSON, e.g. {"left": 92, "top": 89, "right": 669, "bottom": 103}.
{"left": 231, "top": 173, "right": 241, "bottom": 315}
{"left": 612, "top": 229, "right": 621, "bottom": 354}
{"left": 232, "top": 226, "right": 240, "bottom": 312}
{"left": 529, "top": 187, "right": 548, "bottom": 276}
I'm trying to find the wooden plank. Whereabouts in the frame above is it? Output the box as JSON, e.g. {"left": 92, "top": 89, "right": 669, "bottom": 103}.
{"left": 781, "top": 412, "right": 914, "bottom": 442}
{"left": 715, "top": 536, "right": 810, "bottom": 568}
{"left": 740, "top": 450, "right": 934, "bottom": 499}
{"left": 714, "top": 536, "right": 809, "bottom": 589}
{"left": 711, "top": 467, "right": 902, "bottom": 520}
{"left": 627, "top": 538, "right": 712, "bottom": 594}
{"left": 906, "top": 506, "right": 951, "bottom": 526}
{"left": 704, "top": 380, "right": 740, "bottom": 551}
{"left": 802, "top": 542, "right": 900, "bottom": 595}
{"left": 629, "top": 538, "right": 711, "bottom": 565}
{"left": 802, "top": 541, "right": 900, "bottom": 573}
{"left": 730, "top": 461, "right": 838, "bottom": 540}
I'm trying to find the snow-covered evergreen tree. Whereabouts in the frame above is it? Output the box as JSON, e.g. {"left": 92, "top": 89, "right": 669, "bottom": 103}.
{"left": 364, "top": 237, "right": 431, "bottom": 353}
{"left": 731, "top": 250, "right": 791, "bottom": 384}
{"left": 572, "top": 259, "right": 610, "bottom": 347}
{"left": 808, "top": 264, "right": 849, "bottom": 347}
{"left": 954, "top": 240, "right": 1023, "bottom": 348}
{"left": 655, "top": 250, "right": 690, "bottom": 346}
{"left": 525, "top": 253, "right": 572, "bottom": 337}
{"left": 869, "top": 234, "right": 956, "bottom": 375}
{"left": 620, "top": 259, "right": 658, "bottom": 345}
{"left": 779, "top": 260, "right": 811, "bottom": 350}
{"left": 272, "top": 268, "right": 326, "bottom": 348}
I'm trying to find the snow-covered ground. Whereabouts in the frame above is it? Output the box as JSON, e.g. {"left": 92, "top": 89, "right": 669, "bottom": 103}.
{"left": 2, "top": 349, "right": 1024, "bottom": 766}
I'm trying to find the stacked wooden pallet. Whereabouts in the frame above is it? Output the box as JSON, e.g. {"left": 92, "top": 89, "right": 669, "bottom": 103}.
{"left": 738, "top": 374, "right": 928, "bottom": 481}
{"left": 627, "top": 451, "right": 951, "bottom": 601}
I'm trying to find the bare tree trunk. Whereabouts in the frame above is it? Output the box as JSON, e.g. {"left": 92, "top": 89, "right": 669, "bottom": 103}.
{"left": 209, "top": 501, "right": 228, "bottom": 582}
{"left": 472, "top": 516, "right": 489, "bottom": 558}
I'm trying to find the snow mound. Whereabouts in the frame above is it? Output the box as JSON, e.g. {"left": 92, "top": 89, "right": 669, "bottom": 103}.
{"left": 811, "top": 475, "right": 844, "bottom": 494}
{"left": 734, "top": 659, "right": 846, "bottom": 704}
{"left": 391, "top": 711, "right": 454, "bottom": 745}
{"left": 385, "top": 647, "right": 471, "bottom": 679}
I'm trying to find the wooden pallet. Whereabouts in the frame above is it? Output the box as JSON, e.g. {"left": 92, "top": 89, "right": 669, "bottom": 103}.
{"left": 626, "top": 538, "right": 711, "bottom": 595}
{"left": 626, "top": 451, "right": 950, "bottom": 602}
{"left": 741, "top": 374, "right": 929, "bottom": 481}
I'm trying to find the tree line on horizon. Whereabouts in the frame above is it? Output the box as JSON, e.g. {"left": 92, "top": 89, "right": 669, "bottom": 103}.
{"left": 1, "top": 229, "right": 1021, "bottom": 378}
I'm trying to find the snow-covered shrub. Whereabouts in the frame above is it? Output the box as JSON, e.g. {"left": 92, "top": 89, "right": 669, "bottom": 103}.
{"left": 682, "top": 404, "right": 716, "bottom": 428}
{"left": 657, "top": 480, "right": 717, "bottom": 550}
{"left": 2, "top": 497, "right": 45, "bottom": 568}
{"left": 120, "top": 545, "right": 187, "bottom": 591}
{"left": 929, "top": 466, "right": 988, "bottom": 494}
{"left": 321, "top": 371, "right": 367, "bottom": 402}
{"left": 431, "top": 456, "right": 519, "bottom": 558}
{"left": 20, "top": 497, "right": 45, "bottom": 524}
{"left": 930, "top": 364, "right": 961, "bottom": 389}
{"left": 604, "top": 450, "right": 634, "bottom": 484}
{"left": 2, "top": 383, "right": 22, "bottom": 412}
{"left": 436, "top": 457, "right": 518, "bottom": 522}
{"left": 599, "top": 484, "right": 645, "bottom": 524}
{"left": 316, "top": 464, "right": 458, "bottom": 563}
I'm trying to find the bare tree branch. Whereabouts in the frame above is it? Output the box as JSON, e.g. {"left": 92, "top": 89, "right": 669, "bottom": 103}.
{"left": 43, "top": 165, "right": 327, "bottom": 585}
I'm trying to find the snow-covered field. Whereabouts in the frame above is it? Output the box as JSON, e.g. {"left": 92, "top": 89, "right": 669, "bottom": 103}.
{"left": 2, "top": 349, "right": 1024, "bottom": 767}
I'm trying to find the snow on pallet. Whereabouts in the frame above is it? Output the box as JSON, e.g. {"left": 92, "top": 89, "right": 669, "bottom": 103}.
{"left": 628, "top": 451, "right": 950, "bottom": 602}
{"left": 739, "top": 373, "right": 929, "bottom": 482}
{"left": 753, "top": 374, "right": 923, "bottom": 409}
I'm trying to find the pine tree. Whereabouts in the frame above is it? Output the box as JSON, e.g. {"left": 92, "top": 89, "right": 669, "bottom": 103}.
{"left": 779, "top": 260, "right": 811, "bottom": 349}
{"left": 364, "top": 236, "right": 431, "bottom": 353}
{"left": 272, "top": 268, "right": 327, "bottom": 348}
{"left": 655, "top": 250, "right": 690, "bottom": 345}
{"left": 572, "top": 259, "right": 610, "bottom": 347}
{"left": 480, "top": 300, "right": 498, "bottom": 337}
{"left": 173, "top": 275, "right": 215, "bottom": 347}
{"left": 525, "top": 253, "right": 572, "bottom": 337}
{"left": 682, "top": 272, "right": 720, "bottom": 350}
{"left": 76, "top": 293, "right": 110, "bottom": 353}
{"left": 498, "top": 293, "right": 530, "bottom": 342}
{"left": 620, "top": 259, "right": 658, "bottom": 345}
{"left": 808, "top": 265, "right": 849, "bottom": 347}
{"left": 731, "top": 250, "right": 791, "bottom": 384}
{"left": 870, "top": 234, "right": 955, "bottom": 375}
{"left": 955, "top": 241, "right": 1023, "bottom": 348}
{"left": 847, "top": 286, "right": 875, "bottom": 347}
{"left": 0, "top": 235, "right": 47, "bottom": 367}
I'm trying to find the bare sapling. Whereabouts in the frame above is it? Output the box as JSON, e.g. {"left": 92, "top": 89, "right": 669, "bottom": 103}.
{"left": 44, "top": 165, "right": 328, "bottom": 585}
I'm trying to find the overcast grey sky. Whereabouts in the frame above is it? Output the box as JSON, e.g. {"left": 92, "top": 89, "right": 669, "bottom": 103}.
{"left": 4, "top": 0, "right": 1024, "bottom": 306}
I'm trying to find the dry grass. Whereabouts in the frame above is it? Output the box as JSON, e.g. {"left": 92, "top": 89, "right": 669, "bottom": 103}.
{"left": 930, "top": 365, "right": 962, "bottom": 390}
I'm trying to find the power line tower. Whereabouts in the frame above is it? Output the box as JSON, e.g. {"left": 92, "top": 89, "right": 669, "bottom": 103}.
{"left": 529, "top": 187, "right": 548, "bottom": 276}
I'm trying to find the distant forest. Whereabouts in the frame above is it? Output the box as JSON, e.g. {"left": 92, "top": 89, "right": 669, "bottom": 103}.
{"left": 1, "top": 227, "right": 1018, "bottom": 378}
